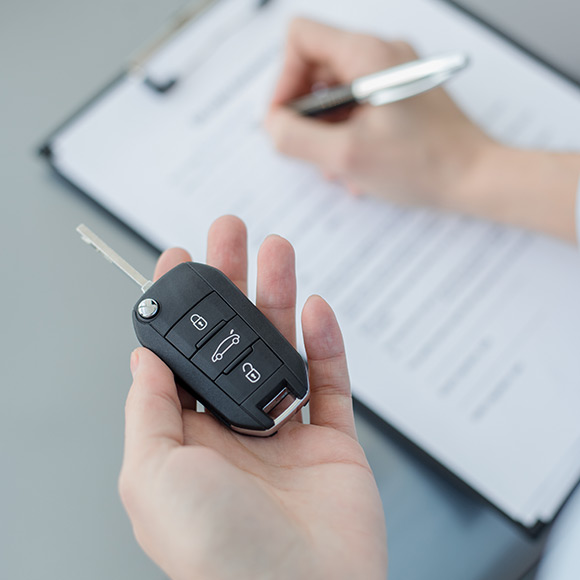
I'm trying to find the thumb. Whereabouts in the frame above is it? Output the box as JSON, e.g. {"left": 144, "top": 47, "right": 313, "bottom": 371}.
{"left": 123, "top": 348, "right": 184, "bottom": 470}
{"left": 266, "top": 107, "right": 348, "bottom": 171}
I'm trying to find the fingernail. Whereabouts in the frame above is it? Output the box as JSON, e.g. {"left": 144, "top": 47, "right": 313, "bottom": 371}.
{"left": 130, "top": 349, "right": 140, "bottom": 376}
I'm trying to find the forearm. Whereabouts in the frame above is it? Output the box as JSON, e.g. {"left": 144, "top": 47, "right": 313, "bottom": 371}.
{"left": 450, "top": 144, "right": 580, "bottom": 244}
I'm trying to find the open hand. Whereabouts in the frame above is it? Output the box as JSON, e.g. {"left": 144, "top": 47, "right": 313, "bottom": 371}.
{"left": 119, "top": 215, "right": 387, "bottom": 580}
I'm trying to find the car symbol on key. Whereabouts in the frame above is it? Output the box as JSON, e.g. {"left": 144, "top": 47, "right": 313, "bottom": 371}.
{"left": 211, "top": 329, "right": 241, "bottom": 362}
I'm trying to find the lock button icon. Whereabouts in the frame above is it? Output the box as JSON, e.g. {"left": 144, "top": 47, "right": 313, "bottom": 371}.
{"left": 190, "top": 313, "right": 208, "bottom": 331}
{"left": 242, "top": 362, "right": 261, "bottom": 384}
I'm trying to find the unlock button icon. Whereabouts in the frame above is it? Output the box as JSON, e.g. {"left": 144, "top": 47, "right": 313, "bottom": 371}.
{"left": 242, "top": 362, "right": 261, "bottom": 384}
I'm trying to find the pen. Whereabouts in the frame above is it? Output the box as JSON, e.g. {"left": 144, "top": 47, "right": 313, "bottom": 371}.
{"left": 288, "top": 52, "right": 469, "bottom": 116}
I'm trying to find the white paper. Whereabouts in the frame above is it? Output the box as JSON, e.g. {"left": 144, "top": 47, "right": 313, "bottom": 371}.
{"left": 51, "top": 0, "right": 580, "bottom": 526}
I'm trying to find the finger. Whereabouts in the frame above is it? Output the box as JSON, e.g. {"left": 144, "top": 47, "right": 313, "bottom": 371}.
{"left": 271, "top": 18, "right": 355, "bottom": 105}
{"left": 255, "top": 235, "right": 301, "bottom": 423}
{"left": 153, "top": 247, "right": 192, "bottom": 281}
{"left": 124, "top": 348, "right": 184, "bottom": 470}
{"left": 302, "top": 295, "right": 357, "bottom": 439}
{"left": 266, "top": 107, "right": 348, "bottom": 171}
{"left": 256, "top": 235, "right": 297, "bottom": 347}
{"left": 271, "top": 20, "right": 419, "bottom": 108}
{"left": 206, "top": 215, "right": 248, "bottom": 295}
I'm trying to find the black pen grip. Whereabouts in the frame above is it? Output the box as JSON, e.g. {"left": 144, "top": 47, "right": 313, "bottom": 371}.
{"left": 288, "top": 85, "right": 355, "bottom": 117}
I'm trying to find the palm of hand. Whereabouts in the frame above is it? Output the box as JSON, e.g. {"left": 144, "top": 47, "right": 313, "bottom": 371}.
{"left": 120, "top": 217, "right": 387, "bottom": 580}
{"left": 150, "top": 413, "right": 385, "bottom": 580}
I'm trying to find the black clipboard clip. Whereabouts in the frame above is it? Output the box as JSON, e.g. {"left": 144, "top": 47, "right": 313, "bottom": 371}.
{"left": 133, "top": 0, "right": 275, "bottom": 94}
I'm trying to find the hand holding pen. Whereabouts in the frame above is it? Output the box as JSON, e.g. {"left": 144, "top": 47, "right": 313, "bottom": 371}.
{"left": 266, "top": 18, "right": 494, "bottom": 207}
{"left": 289, "top": 52, "right": 468, "bottom": 116}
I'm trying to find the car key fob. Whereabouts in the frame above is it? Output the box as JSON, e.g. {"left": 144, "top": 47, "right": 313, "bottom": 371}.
{"left": 134, "top": 262, "right": 309, "bottom": 435}
{"left": 77, "top": 225, "right": 309, "bottom": 437}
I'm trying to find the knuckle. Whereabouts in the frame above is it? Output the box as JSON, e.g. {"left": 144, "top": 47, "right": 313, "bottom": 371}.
{"left": 345, "top": 34, "right": 381, "bottom": 60}
{"left": 390, "top": 39, "right": 419, "bottom": 61}
{"left": 334, "top": 137, "right": 359, "bottom": 174}
{"left": 288, "top": 16, "right": 307, "bottom": 37}
{"left": 364, "top": 36, "right": 391, "bottom": 57}
{"left": 345, "top": 35, "right": 405, "bottom": 71}
{"left": 353, "top": 36, "right": 418, "bottom": 68}
{"left": 270, "top": 115, "right": 296, "bottom": 155}
{"left": 358, "top": 36, "right": 394, "bottom": 61}
{"left": 272, "top": 125, "right": 290, "bottom": 154}
{"left": 118, "top": 469, "right": 135, "bottom": 511}
{"left": 118, "top": 466, "right": 148, "bottom": 519}
{"left": 124, "top": 387, "right": 137, "bottom": 415}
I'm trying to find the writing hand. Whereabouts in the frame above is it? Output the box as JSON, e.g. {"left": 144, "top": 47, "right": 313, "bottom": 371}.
{"left": 266, "top": 19, "right": 580, "bottom": 242}
{"left": 266, "top": 18, "right": 491, "bottom": 208}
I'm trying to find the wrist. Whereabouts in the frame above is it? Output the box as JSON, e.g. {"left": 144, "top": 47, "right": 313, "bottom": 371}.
{"left": 429, "top": 121, "right": 497, "bottom": 215}
{"left": 445, "top": 141, "right": 580, "bottom": 243}
{"left": 439, "top": 136, "right": 499, "bottom": 215}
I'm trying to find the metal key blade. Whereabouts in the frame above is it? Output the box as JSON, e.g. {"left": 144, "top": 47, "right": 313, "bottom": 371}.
{"left": 76, "top": 224, "right": 153, "bottom": 293}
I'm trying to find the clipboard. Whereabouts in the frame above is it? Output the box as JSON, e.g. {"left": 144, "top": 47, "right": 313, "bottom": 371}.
{"left": 39, "top": 0, "right": 580, "bottom": 534}
{"left": 39, "top": 0, "right": 580, "bottom": 163}
{"left": 41, "top": 0, "right": 256, "bottom": 160}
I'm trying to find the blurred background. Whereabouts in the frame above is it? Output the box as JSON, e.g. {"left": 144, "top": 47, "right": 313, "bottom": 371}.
{"left": 1, "top": 0, "right": 578, "bottom": 578}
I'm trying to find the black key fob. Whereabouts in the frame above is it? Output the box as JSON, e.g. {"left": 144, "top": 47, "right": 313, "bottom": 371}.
{"left": 133, "top": 262, "right": 309, "bottom": 436}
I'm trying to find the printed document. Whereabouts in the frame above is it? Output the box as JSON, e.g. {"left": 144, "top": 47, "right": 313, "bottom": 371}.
{"left": 48, "top": 0, "right": 580, "bottom": 527}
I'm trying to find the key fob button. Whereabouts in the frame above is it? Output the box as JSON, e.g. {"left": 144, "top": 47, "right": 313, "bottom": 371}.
{"left": 142, "top": 264, "right": 213, "bottom": 336}
{"left": 217, "top": 342, "right": 282, "bottom": 404}
{"left": 133, "top": 262, "right": 310, "bottom": 436}
{"left": 192, "top": 316, "right": 258, "bottom": 379}
{"left": 166, "top": 293, "right": 234, "bottom": 358}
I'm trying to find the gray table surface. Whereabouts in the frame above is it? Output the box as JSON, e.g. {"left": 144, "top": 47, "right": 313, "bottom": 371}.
{"left": 2, "top": 1, "right": 578, "bottom": 579}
